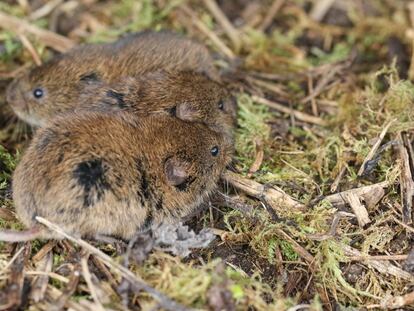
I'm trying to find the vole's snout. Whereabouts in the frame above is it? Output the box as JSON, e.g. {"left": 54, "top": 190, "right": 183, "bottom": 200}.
{"left": 6, "top": 79, "right": 25, "bottom": 108}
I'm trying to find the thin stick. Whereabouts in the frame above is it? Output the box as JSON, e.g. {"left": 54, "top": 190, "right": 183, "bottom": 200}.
{"left": 30, "top": 251, "right": 53, "bottom": 302}
{"left": 343, "top": 192, "right": 371, "bottom": 227}
{"left": 258, "top": 0, "right": 285, "bottom": 31}
{"left": 309, "top": 0, "right": 336, "bottom": 22}
{"left": 392, "top": 216, "right": 414, "bottom": 234}
{"left": 81, "top": 255, "right": 106, "bottom": 311}
{"left": 0, "top": 11, "right": 75, "bottom": 52}
{"left": 346, "top": 254, "right": 408, "bottom": 261}
{"left": 324, "top": 181, "right": 389, "bottom": 208}
{"left": 29, "top": 0, "right": 64, "bottom": 21}
{"left": 35, "top": 216, "right": 192, "bottom": 311}
{"left": 202, "top": 0, "right": 241, "bottom": 50}
{"left": 407, "top": 3, "right": 414, "bottom": 81}
{"left": 179, "top": 5, "right": 235, "bottom": 59}
{"left": 381, "top": 289, "right": 414, "bottom": 309}
{"left": 222, "top": 170, "right": 305, "bottom": 210}
{"left": 0, "top": 246, "right": 25, "bottom": 275}
{"left": 308, "top": 74, "right": 318, "bottom": 116}
{"left": 252, "top": 95, "right": 327, "bottom": 126}
{"left": 247, "top": 138, "right": 264, "bottom": 176}
{"left": 48, "top": 264, "right": 82, "bottom": 311}
{"left": 276, "top": 229, "right": 314, "bottom": 264}
{"left": 300, "top": 63, "right": 344, "bottom": 104}
{"left": 396, "top": 132, "right": 414, "bottom": 224}
{"left": 18, "top": 33, "right": 42, "bottom": 66}
{"left": 330, "top": 166, "right": 346, "bottom": 193}
{"left": 249, "top": 77, "right": 290, "bottom": 98}
{"left": 342, "top": 245, "right": 414, "bottom": 281}
{"left": 357, "top": 119, "right": 395, "bottom": 176}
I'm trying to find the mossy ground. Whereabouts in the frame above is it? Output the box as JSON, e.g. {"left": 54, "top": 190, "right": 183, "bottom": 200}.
{"left": 1, "top": 0, "right": 414, "bottom": 310}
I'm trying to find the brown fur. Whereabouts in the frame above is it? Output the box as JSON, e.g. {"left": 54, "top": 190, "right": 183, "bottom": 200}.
{"left": 79, "top": 71, "right": 237, "bottom": 145}
{"left": 6, "top": 30, "right": 220, "bottom": 127}
{"left": 11, "top": 112, "right": 232, "bottom": 240}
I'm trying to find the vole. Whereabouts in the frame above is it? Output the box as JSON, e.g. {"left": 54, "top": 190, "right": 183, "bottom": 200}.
{"left": 78, "top": 71, "right": 236, "bottom": 144}
{"left": 6, "top": 30, "right": 220, "bottom": 127}
{"left": 0, "top": 111, "right": 232, "bottom": 241}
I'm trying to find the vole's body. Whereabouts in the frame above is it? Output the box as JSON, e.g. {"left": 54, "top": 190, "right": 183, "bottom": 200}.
{"left": 81, "top": 71, "right": 237, "bottom": 144}
{"left": 6, "top": 31, "right": 220, "bottom": 127}
{"left": 10, "top": 112, "right": 232, "bottom": 240}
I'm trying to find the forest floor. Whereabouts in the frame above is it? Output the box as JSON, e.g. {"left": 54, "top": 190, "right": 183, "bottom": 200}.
{"left": 1, "top": 0, "right": 414, "bottom": 310}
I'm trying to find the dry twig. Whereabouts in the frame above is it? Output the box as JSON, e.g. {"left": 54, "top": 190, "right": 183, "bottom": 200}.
{"left": 0, "top": 11, "right": 75, "bottom": 52}
{"left": 179, "top": 5, "right": 235, "bottom": 59}
{"left": 325, "top": 181, "right": 389, "bottom": 208}
{"left": 343, "top": 192, "right": 371, "bottom": 227}
{"left": 30, "top": 251, "right": 53, "bottom": 302}
{"left": 258, "top": 0, "right": 285, "bottom": 31}
{"left": 396, "top": 132, "right": 414, "bottom": 223}
{"left": 357, "top": 119, "right": 395, "bottom": 176}
{"left": 202, "top": 0, "right": 241, "bottom": 50}
{"left": 309, "top": 0, "right": 336, "bottom": 22}
{"left": 247, "top": 139, "right": 264, "bottom": 177}
{"left": 18, "top": 33, "right": 42, "bottom": 66}
{"left": 342, "top": 245, "right": 414, "bottom": 281}
{"left": 252, "top": 95, "right": 327, "bottom": 126}
{"left": 222, "top": 170, "right": 305, "bottom": 210}
{"left": 81, "top": 255, "right": 106, "bottom": 311}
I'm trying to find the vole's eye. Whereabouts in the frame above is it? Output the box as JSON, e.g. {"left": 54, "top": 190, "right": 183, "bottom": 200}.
{"left": 210, "top": 146, "right": 219, "bottom": 156}
{"left": 218, "top": 100, "right": 224, "bottom": 110}
{"left": 33, "top": 88, "right": 44, "bottom": 99}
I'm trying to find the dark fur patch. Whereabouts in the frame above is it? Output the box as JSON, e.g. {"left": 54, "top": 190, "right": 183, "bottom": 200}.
{"left": 57, "top": 152, "right": 64, "bottom": 164}
{"left": 106, "top": 90, "right": 126, "bottom": 108}
{"left": 73, "top": 159, "right": 110, "bottom": 208}
{"left": 135, "top": 158, "right": 155, "bottom": 208}
{"left": 176, "top": 176, "right": 196, "bottom": 192}
{"left": 142, "top": 209, "right": 153, "bottom": 229}
{"left": 167, "top": 106, "right": 177, "bottom": 116}
{"left": 155, "top": 197, "right": 163, "bottom": 210}
{"left": 79, "top": 72, "right": 99, "bottom": 83}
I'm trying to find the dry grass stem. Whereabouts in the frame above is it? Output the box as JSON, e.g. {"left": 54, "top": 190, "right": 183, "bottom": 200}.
{"left": 80, "top": 255, "right": 106, "bottom": 311}
{"left": 325, "top": 181, "right": 389, "bottom": 208}
{"left": 202, "top": 0, "right": 241, "bottom": 50}
{"left": 18, "top": 33, "right": 42, "bottom": 66}
{"left": 396, "top": 132, "right": 414, "bottom": 223}
{"left": 258, "top": 0, "right": 285, "bottom": 31}
{"left": 357, "top": 119, "right": 395, "bottom": 176}
{"left": 343, "top": 192, "right": 371, "bottom": 227}
{"left": 179, "top": 5, "right": 235, "bottom": 59}
{"left": 342, "top": 245, "right": 414, "bottom": 281}
{"left": 222, "top": 170, "right": 305, "bottom": 210}
{"left": 0, "top": 11, "right": 75, "bottom": 52}
{"left": 29, "top": 251, "right": 53, "bottom": 302}
{"left": 252, "top": 95, "right": 327, "bottom": 126}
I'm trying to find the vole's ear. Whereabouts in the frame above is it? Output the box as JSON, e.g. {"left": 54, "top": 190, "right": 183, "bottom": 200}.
{"left": 175, "top": 102, "right": 200, "bottom": 122}
{"left": 164, "top": 157, "right": 189, "bottom": 186}
{"left": 79, "top": 72, "right": 101, "bottom": 85}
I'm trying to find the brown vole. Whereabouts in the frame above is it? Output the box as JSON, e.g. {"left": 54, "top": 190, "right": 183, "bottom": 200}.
{"left": 79, "top": 71, "right": 236, "bottom": 144}
{"left": 6, "top": 30, "right": 220, "bottom": 127}
{"left": 1, "top": 112, "right": 232, "bottom": 241}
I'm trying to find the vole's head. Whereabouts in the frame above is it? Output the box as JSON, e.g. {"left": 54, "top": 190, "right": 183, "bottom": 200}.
{"left": 6, "top": 54, "right": 102, "bottom": 127}
{"left": 145, "top": 117, "right": 233, "bottom": 220}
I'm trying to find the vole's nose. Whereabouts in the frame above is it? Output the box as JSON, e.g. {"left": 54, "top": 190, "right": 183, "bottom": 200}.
{"left": 6, "top": 79, "right": 24, "bottom": 107}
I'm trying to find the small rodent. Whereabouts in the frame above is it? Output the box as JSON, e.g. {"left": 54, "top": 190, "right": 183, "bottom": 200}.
{"left": 6, "top": 30, "right": 220, "bottom": 127}
{"left": 1, "top": 111, "right": 232, "bottom": 241}
{"left": 76, "top": 71, "right": 236, "bottom": 144}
